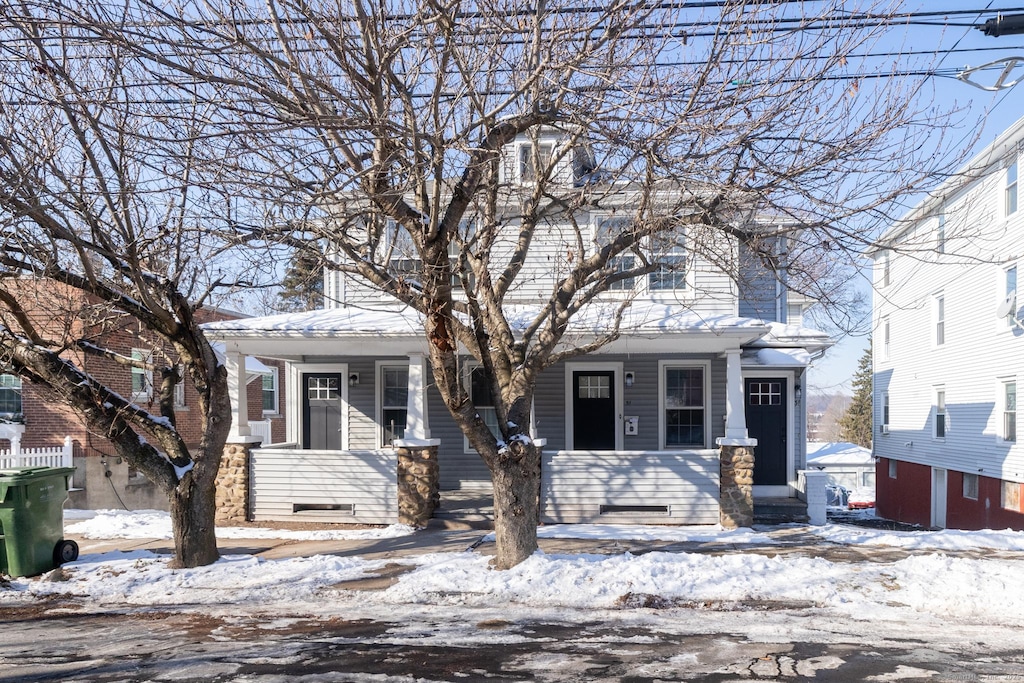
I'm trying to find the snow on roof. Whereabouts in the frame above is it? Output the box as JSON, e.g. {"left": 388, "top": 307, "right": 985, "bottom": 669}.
{"left": 204, "top": 300, "right": 775, "bottom": 340}
{"left": 806, "top": 441, "right": 874, "bottom": 467}
{"left": 742, "top": 347, "right": 812, "bottom": 367}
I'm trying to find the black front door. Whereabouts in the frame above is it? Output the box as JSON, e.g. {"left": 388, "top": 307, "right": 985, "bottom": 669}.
{"left": 745, "top": 378, "right": 787, "bottom": 485}
{"left": 573, "top": 370, "right": 616, "bottom": 450}
{"left": 302, "top": 373, "right": 342, "bottom": 450}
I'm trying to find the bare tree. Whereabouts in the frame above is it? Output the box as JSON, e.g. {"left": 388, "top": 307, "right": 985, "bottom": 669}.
{"left": 42, "top": 0, "right": 969, "bottom": 567}
{"left": 0, "top": 5, "right": 265, "bottom": 567}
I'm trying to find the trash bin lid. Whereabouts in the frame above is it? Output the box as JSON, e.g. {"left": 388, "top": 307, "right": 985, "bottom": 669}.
{"left": 0, "top": 466, "right": 76, "bottom": 484}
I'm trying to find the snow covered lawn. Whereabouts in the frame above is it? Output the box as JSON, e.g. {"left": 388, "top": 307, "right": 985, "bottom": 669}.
{"left": 2, "top": 509, "right": 1023, "bottom": 632}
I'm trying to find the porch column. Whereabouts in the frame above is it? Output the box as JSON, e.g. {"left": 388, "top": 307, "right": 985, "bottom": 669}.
{"left": 394, "top": 352, "right": 441, "bottom": 527}
{"left": 717, "top": 348, "right": 757, "bottom": 528}
{"left": 225, "top": 351, "right": 251, "bottom": 439}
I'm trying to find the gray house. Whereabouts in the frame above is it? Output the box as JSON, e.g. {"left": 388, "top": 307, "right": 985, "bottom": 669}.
{"left": 206, "top": 130, "right": 832, "bottom": 527}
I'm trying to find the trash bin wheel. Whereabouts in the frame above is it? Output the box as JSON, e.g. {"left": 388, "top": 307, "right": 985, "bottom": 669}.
{"left": 54, "top": 539, "right": 79, "bottom": 566}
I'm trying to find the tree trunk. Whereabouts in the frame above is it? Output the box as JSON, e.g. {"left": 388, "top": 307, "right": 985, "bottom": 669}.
{"left": 167, "top": 466, "right": 220, "bottom": 569}
{"left": 489, "top": 442, "right": 541, "bottom": 569}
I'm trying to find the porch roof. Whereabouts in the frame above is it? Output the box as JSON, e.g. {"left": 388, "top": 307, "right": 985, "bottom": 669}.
{"left": 203, "top": 301, "right": 794, "bottom": 358}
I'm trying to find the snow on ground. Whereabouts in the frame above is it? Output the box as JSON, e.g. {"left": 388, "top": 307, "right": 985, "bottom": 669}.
{"left": 3, "top": 509, "right": 1023, "bottom": 631}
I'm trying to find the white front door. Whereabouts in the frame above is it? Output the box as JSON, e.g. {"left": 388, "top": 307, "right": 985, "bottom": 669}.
{"left": 931, "top": 468, "right": 947, "bottom": 529}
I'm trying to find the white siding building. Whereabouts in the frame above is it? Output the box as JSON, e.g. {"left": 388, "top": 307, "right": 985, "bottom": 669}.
{"left": 872, "top": 116, "right": 1024, "bottom": 530}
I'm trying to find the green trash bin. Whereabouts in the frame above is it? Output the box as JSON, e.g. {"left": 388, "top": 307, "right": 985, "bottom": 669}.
{"left": 0, "top": 466, "right": 79, "bottom": 578}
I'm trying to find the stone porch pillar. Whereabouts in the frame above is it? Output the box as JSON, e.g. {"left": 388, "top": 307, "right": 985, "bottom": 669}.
{"left": 393, "top": 351, "right": 441, "bottom": 527}
{"left": 216, "top": 438, "right": 260, "bottom": 524}
{"left": 717, "top": 348, "right": 757, "bottom": 528}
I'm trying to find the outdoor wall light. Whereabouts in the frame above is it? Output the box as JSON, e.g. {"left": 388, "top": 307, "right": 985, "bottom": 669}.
{"left": 624, "top": 371, "right": 635, "bottom": 387}
{"left": 348, "top": 372, "right": 360, "bottom": 386}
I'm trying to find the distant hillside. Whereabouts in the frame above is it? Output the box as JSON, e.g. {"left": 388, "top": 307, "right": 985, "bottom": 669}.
{"left": 807, "top": 393, "right": 852, "bottom": 443}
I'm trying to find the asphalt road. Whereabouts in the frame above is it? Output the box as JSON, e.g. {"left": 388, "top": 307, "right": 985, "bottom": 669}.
{"left": 3, "top": 599, "right": 1023, "bottom": 682}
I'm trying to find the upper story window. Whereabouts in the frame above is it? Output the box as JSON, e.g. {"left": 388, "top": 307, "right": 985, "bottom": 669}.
{"left": 594, "top": 213, "right": 635, "bottom": 291}
{"left": 1006, "top": 160, "right": 1018, "bottom": 216}
{"left": 933, "top": 294, "right": 945, "bottom": 346}
{"left": 131, "top": 349, "right": 153, "bottom": 402}
{"left": 936, "top": 211, "right": 946, "bottom": 254}
{"left": 881, "top": 251, "right": 891, "bottom": 287}
{"left": 0, "top": 374, "right": 22, "bottom": 418}
{"left": 882, "top": 316, "right": 890, "bottom": 361}
{"left": 519, "top": 142, "right": 554, "bottom": 183}
{"left": 649, "top": 234, "right": 687, "bottom": 291}
{"left": 1002, "top": 380, "right": 1017, "bottom": 443}
{"left": 934, "top": 388, "right": 946, "bottom": 439}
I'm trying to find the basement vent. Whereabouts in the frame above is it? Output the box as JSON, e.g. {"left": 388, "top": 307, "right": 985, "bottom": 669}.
{"left": 292, "top": 503, "right": 354, "bottom": 514}
{"left": 599, "top": 504, "right": 669, "bottom": 515}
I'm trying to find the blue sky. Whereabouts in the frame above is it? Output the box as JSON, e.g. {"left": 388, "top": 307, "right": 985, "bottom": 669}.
{"left": 808, "top": 2, "right": 1024, "bottom": 393}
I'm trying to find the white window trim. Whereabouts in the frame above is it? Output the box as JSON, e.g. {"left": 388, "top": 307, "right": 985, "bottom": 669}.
{"left": 880, "top": 391, "right": 890, "bottom": 435}
{"left": 882, "top": 316, "right": 891, "bottom": 362}
{"left": 1006, "top": 159, "right": 1018, "bottom": 217}
{"left": 591, "top": 212, "right": 638, "bottom": 296}
{"left": 932, "top": 293, "right": 945, "bottom": 347}
{"left": 173, "top": 364, "right": 187, "bottom": 409}
{"left": 261, "top": 367, "right": 280, "bottom": 416}
{"left": 647, "top": 232, "right": 692, "bottom": 296}
{"left": 999, "top": 262, "right": 1019, "bottom": 333}
{"left": 376, "top": 360, "right": 410, "bottom": 449}
{"left": 997, "top": 377, "right": 1017, "bottom": 445}
{"left": 130, "top": 348, "right": 153, "bottom": 403}
{"left": 517, "top": 140, "right": 556, "bottom": 184}
{"left": 286, "top": 362, "right": 348, "bottom": 449}
{"left": 564, "top": 361, "right": 623, "bottom": 451}
{"left": 933, "top": 386, "right": 946, "bottom": 441}
{"left": 658, "top": 360, "right": 712, "bottom": 450}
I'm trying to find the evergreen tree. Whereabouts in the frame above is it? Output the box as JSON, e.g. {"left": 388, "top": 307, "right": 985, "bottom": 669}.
{"left": 278, "top": 244, "right": 324, "bottom": 312}
{"left": 839, "top": 341, "right": 873, "bottom": 448}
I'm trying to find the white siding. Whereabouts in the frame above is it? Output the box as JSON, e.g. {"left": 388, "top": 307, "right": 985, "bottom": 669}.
{"left": 250, "top": 448, "right": 397, "bottom": 524}
{"left": 540, "top": 450, "right": 720, "bottom": 525}
{"left": 874, "top": 139, "right": 1024, "bottom": 484}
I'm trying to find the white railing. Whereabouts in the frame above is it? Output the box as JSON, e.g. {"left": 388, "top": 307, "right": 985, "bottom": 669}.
{"left": 249, "top": 419, "right": 273, "bottom": 445}
{"left": 0, "top": 435, "right": 75, "bottom": 487}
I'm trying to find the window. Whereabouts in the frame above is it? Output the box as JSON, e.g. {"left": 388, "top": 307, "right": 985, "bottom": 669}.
{"left": 934, "top": 295, "right": 945, "bottom": 346}
{"left": 469, "top": 366, "right": 500, "bottom": 440}
{"left": 649, "top": 235, "right": 687, "bottom": 291}
{"left": 934, "top": 389, "right": 946, "bottom": 439}
{"left": 1002, "top": 480, "right": 1021, "bottom": 512}
{"left": 1002, "top": 381, "right": 1017, "bottom": 443}
{"left": 888, "top": 459, "right": 897, "bottom": 479}
{"left": 881, "top": 392, "right": 890, "bottom": 434}
{"left": 662, "top": 366, "right": 705, "bottom": 447}
{"left": 131, "top": 349, "right": 153, "bottom": 402}
{"left": 173, "top": 364, "right": 186, "bottom": 408}
{"left": 1006, "top": 160, "right": 1018, "bottom": 216}
{"left": 882, "top": 251, "right": 890, "bottom": 287}
{"left": 519, "top": 142, "right": 554, "bottom": 182}
{"left": 0, "top": 374, "right": 22, "bottom": 417}
{"left": 963, "top": 473, "right": 978, "bottom": 501}
{"left": 262, "top": 368, "right": 279, "bottom": 414}
{"left": 380, "top": 365, "right": 408, "bottom": 446}
{"left": 594, "top": 214, "right": 635, "bottom": 291}
{"left": 936, "top": 211, "right": 946, "bottom": 254}
{"left": 1004, "top": 265, "right": 1018, "bottom": 328}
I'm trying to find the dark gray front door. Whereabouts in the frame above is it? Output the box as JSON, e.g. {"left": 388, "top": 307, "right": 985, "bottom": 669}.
{"left": 303, "top": 373, "right": 342, "bottom": 450}
{"left": 572, "top": 371, "right": 616, "bottom": 450}
{"left": 745, "top": 378, "right": 787, "bottom": 485}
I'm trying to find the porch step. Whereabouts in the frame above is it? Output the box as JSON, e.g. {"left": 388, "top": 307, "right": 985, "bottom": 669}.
{"left": 427, "top": 489, "right": 494, "bottom": 531}
{"left": 753, "top": 497, "right": 809, "bottom": 525}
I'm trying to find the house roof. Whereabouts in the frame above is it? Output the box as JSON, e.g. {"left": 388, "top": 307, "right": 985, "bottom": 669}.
{"left": 806, "top": 441, "right": 873, "bottom": 467}
{"left": 203, "top": 301, "right": 831, "bottom": 358}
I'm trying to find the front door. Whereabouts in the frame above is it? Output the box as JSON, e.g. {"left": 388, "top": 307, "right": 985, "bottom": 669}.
{"left": 573, "top": 371, "right": 616, "bottom": 450}
{"left": 302, "top": 373, "right": 342, "bottom": 450}
{"left": 931, "top": 468, "right": 947, "bottom": 529}
{"left": 745, "top": 377, "right": 788, "bottom": 486}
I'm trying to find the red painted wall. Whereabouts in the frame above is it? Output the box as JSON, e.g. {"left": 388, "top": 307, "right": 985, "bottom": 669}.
{"left": 875, "top": 458, "right": 932, "bottom": 528}
{"left": 946, "top": 472, "right": 1024, "bottom": 531}
{"left": 876, "top": 458, "right": 1024, "bottom": 531}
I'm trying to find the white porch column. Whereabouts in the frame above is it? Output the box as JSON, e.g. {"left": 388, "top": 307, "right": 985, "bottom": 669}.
{"left": 395, "top": 352, "right": 440, "bottom": 447}
{"left": 226, "top": 351, "right": 252, "bottom": 440}
{"left": 721, "top": 349, "right": 753, "bottom": 443}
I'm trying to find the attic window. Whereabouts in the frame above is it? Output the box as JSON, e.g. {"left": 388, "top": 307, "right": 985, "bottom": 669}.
{"left": 519, "top": 142, "right": 553, "bottom": 182}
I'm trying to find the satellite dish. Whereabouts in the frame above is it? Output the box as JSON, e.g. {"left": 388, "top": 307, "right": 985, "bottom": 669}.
{"left": 996, "top": 293, "right": 1017, "bottom": 319}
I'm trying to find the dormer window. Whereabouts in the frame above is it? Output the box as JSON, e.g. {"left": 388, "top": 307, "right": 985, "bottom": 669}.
{"left": 519, "top": 142, "right": 554, "bottom": 182}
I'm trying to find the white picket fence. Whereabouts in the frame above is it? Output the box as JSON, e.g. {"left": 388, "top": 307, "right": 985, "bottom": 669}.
{"left": 0, "top": 435, "right": 75, "bottom": 487}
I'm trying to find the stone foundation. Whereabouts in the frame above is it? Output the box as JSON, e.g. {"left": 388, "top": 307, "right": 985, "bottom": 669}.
{"left": 397, "top": 445, "right": 440, "bottom": 527}
{"left": 216, "top": 442, "right": 253, "bottom": 524}
{"left": 720, "top": 444, "right": 755, "bottom": 528}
